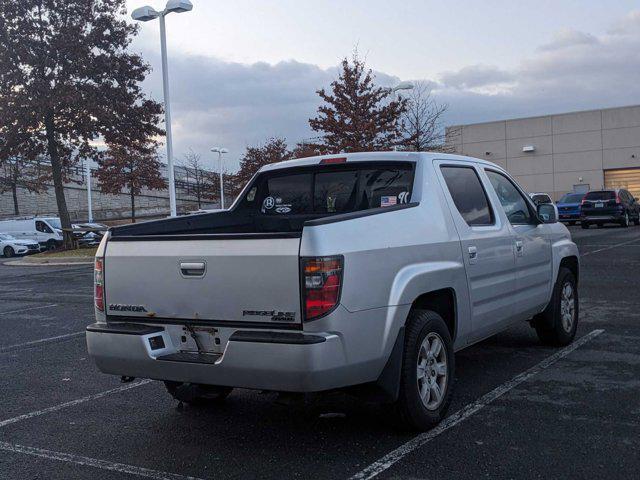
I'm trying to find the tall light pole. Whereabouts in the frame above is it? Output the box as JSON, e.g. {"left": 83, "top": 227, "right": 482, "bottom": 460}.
{"left": 132, "top": 1, "right": 193, "bottom": 217}
{"left": 211, "top": 147, "right": 228, "bottom": 209}
{"left": 85, "top": 160, "right": 93, "bottom": 223}
{"left": 391, "top": 81, "right": 414, "bottom": 151}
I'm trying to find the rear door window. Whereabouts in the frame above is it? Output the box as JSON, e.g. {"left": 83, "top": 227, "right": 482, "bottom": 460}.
{"left": 440, "top": 166, "right": 494, "bottom": 226}
{"left": 248, "top": 163, "right": 414, "bottom": 215}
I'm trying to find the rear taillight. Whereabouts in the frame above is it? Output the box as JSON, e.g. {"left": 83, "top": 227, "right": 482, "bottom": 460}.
{"left": 581, "top": 196, "right": 587, "bottom": 206}
{"left": 616, "top": 194, "right": 622, "bottom": 204}
{"left": 95, "top": 257, "right": 104, "bottom": 311}
{"left": 301, "top": 256, "right": 343, "bottom": 321}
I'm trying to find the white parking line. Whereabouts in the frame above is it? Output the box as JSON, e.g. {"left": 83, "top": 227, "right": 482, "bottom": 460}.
{"left": 349, "top": 329, "right": 604, "bottom": 480}
{"left": 0, "top": 441, "right": 204, "bottom": 480}
{"left": 0, "top": 380, "right": 152, "bottom": 429}
{"left": 582, "top": 237, "right": 640, "bottom": 256}
{"left": 0, "top": 303, "right": 57, "bottom": 316}
{"left": 0, "top": 331, "right": 85, "bottom": 354}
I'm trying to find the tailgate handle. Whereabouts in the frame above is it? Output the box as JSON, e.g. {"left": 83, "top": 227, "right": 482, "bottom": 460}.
{"left": 180, "top": 262, "right": 206, "bottom": 277}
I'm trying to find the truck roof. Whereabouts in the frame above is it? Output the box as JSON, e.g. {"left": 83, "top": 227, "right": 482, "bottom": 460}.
{"left": 259, "top": 151, "right": 501, "bottom": 173}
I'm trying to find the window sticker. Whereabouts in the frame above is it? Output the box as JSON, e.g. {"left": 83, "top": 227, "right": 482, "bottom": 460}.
{"left": 398, "top": 191, "right": 410, "bottom": 204}
{"left": 381, "top": 195, "right": 397, "bottom": 207}
{"left": 326, "top": 196, "right": 337, "bottom": 213}
{"left": 262, "top": 196, "right": 275, "bottom": 212}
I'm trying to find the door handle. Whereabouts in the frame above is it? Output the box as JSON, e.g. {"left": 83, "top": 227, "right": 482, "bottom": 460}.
{"left": 515, "top": 240, "right": 524, "bottom": 256}
{"left": 180, "top": 262, "right": 206, "bottom": 277}
{"left": 468, "top": 246, "right": 478, "bottom": 264}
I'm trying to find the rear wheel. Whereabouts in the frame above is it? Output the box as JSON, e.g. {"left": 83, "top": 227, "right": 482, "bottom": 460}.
{"left": 533, "top": 268, "right": 578, "bottom": 346}
{"left": 581, "top": 222, "right": 589, "bottom": 229}
{"left": 620, "top": 213, "right": 630, "bottom": 228}
{"left": 634, "top": 215, "right": 640, "bottom": 226}
{"left": 3, "top": 246, "right": 15, "bottom": 258}
{"left": 568, "top": 221, "right": 576, "bottom": 226}
{"left": 164, "top": 381, "right": 233, "bottom": 406}
{"left": 390, "top": 309, "right": 454, "bottom": 431}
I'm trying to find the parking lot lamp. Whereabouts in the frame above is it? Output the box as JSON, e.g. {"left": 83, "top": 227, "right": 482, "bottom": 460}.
{"left": 391, "top": 82, "right": 414, "bottom": 151}
{"left": 211, "top": 148, "right": 229, "bottom": 209}
{"left": 86, "top": 160, "right": 93, "bottom": 223}
{"left": 131, "top": 1, "right": 194, "bottom": 217}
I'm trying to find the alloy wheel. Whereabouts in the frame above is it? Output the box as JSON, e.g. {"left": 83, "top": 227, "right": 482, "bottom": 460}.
{"left": 416, "top": 332, "right": 448, "bottom": 410}
{"left": 560, "top": 282, "right": 575, "bottom": 332}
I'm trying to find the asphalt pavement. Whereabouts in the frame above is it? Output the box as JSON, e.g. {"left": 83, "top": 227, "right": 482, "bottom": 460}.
{"left": 0, "top": 224, "right": 638, "bottom": 479}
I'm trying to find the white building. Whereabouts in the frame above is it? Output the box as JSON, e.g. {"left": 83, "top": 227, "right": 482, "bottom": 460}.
{"left": 446, "top": 105, "right": 640, "bottom": 199}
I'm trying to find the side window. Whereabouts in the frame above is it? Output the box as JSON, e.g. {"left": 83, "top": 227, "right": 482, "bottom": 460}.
{"left": 36, "top": 221, "right": 53, "bottom": 234}
{"left": 485, "top": 171, "right": 533, "bottom": 225}
{"left": 441, "top": 166, "right": 494, "bottom": 226}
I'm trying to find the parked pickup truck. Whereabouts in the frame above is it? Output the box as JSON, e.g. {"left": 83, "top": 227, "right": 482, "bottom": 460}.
{"left": 87, "top": 152, "right": 579, "bottom": 430}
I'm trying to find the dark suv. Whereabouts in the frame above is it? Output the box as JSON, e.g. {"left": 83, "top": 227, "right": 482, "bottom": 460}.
{"left": 581, "top": 189, "right": 640, "bottom": 228}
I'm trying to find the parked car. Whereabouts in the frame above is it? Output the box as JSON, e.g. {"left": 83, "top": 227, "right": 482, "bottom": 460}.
{"left": 580, "top": 189, "right": 640, "bottom": 228}
{"left": 72, "top": 223, "right": 108, "bottom": 246}
{"left": 529, "top": 192, "right": 553, "bottom": 206}
{"left": 556, "top": 192, "right": 585, "bottom": 225}
{"left": 0, "top": 233, "right": 41, "bottom": 257}
{"left": 0, "top": 217, "right": 63, "bottom": 249}
{"left": 86, "top": 152, "right": 579, "bottom": 431}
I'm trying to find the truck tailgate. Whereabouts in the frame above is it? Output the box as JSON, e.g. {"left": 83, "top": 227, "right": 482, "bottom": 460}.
{"left": 104, "top": 235, "right": 302, "bottom": 326}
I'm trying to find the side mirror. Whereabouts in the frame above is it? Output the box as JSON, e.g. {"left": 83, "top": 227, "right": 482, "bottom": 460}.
{"left": 538, "top": 203, "right": 558, "bottom": 224}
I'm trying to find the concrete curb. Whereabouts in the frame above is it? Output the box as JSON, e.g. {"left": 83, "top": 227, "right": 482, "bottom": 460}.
{"left": 5, "top": 257, "right": 93, "bottom": 266}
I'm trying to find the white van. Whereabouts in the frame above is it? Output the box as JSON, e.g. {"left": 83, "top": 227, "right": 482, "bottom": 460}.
{"left": 0, "top": 216, "right": 63, "bottom": 249}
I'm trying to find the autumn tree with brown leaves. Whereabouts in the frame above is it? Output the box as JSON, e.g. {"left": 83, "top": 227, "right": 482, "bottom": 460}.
{"left": 229, "top": 137, "right": 291, "bottom": 195}
{"left": 309, "top": 53, "right": 407, "bottom": 153}
{"left": 0, "top": 0, "right": 163, "bottom": 245}
{"left": 97, "top": 143, "right": 166, "bottom": 223}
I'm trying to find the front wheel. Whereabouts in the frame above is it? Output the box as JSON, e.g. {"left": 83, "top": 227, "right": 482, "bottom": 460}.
{"left": 581, "top": 222, "right": 589, "bottom": 229}
{"left": 568, "top": 221, "right": 576, "bottom": 226}
{"left": 533, "top": 268, "right": 578, "bottom": 346}
{"left": 3, "top": 246, "right": 15, "bottom": 258}
{"left": 390, "top": 309, "right": 454, "bottom": 431}
{"left": 164, "top": 381, "right": 233, "bottom": 406}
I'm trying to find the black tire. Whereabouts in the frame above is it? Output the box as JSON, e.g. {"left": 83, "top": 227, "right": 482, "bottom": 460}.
{"left": 3, "top": 246, "right": 15, "bottom": 258}
{"left": 597, "top": 223, "right": 603, "bottom": 228}
{"left": 390, "top": 310, "right": 454, "bottom": 431}
{"left": 634, "top": 217, "right": 640, "bottom": 226}
{"left": 568, "top": 221, "right": 576, "bottom": 226}
{"left": 533, "top": 268, "right": 578, "bottom": 347}
{"left": 46, "top": 239, "right": 57, "bottom": 251}
{"left": 164, "top": 381, "right": 233, "bottom": 406}
{"left": 620, "top": 212, "right": 630, "bottom": 228}
{"left": 581, "top": 222, "right": 589, "bottom": 229}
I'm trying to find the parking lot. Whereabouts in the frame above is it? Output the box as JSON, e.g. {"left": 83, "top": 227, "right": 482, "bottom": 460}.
{"left": 0, "top": 225, "right": 638, "bottom": 479}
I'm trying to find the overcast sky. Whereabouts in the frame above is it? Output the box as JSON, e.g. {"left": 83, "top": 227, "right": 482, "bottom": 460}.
{"left": 125, "top": 0, "right": 640, "bottom": 171}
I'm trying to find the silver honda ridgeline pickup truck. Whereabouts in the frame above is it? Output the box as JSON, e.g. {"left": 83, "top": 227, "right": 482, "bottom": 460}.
{"left": 87, "top": 152, "right": 579, "bottom": 430}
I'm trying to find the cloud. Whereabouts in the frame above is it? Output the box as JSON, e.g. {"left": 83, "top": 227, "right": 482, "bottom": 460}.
{"left": 537, "top": 29, "right": 598, "bottom": 52}
{"left": 436, "top": 10, "right": 640, "bottom": 126}
{"left": 140, "top": 52, "right": 400, "bottom": 170}
{"left": 136, "top": 9, "right": 640, "bottom": 170}
{"left": 439, "top": 65, "right": 515, "bottom": 93}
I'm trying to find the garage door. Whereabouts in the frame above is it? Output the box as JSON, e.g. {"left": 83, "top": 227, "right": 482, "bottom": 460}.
{"left": 604, "top": 168, "right": 640, "bottom": 199}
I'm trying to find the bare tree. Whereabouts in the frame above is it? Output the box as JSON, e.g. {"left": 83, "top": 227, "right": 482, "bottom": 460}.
{"left": 184, "top": 149, "right": 214, "bottom": 209}
{"left": 0, "top": 157, "right": 47, "bottom": 215}
{"left": 400, "top": 82, "right": 450, "bottom": 152}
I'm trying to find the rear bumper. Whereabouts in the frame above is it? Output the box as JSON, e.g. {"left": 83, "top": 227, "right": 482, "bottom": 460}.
{"left": 86, "top": 322, "right": 356, "bottom": 392}
{"left": 581, "top": 213, "right": 623, "bottom": 223}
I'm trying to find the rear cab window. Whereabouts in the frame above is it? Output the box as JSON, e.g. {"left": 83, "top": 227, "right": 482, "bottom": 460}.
{"left": 240, "top": 162, "right": 415, "bottom": 217}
